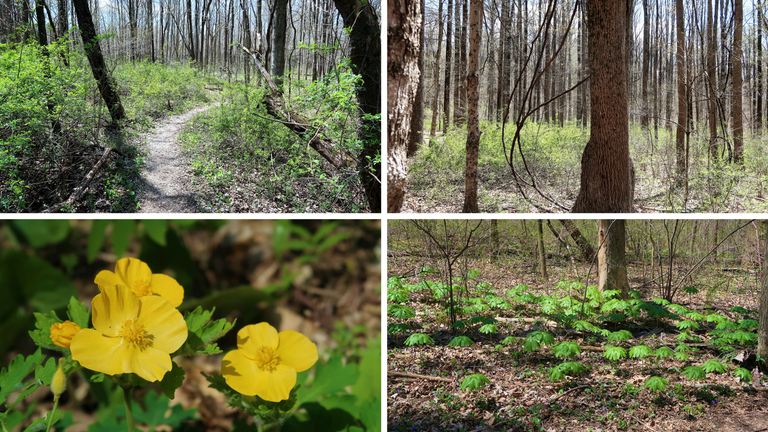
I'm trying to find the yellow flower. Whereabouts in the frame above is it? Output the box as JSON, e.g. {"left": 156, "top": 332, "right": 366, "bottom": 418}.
{"left": 222, "top": 323, "right": 318, "bottom": 402}
{"left": 95, "top": 257, "right": 184, "bottom": 307}
{"left": 51, "top": 358, "right": 67, "bottom": 400}
{"left": 70, "top": 285, "right": 187, "bottom": 382}
{"left": 50, "top": 320, "right": 82, "bottom": 349}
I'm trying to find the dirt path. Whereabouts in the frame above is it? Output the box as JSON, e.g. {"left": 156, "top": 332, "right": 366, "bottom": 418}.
{"left": 137, "top": 104, "right": 217, "bottom": 213}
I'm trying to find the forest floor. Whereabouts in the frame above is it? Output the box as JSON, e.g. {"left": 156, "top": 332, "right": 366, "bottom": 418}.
{"left": 137, "top": 103, "right": 218, "bottom": 213}
{"left": 387, "top": 255, "right": 768, "bottom": 431}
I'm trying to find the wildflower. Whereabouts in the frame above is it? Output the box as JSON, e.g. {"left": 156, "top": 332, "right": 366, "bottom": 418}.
{"left": 50, "top": 320, "right": 82, "bottom": 349}
{"left": 70, "top": 285, "right": 187, "bottom": 382}
{"left": 95, "top": 257, "right": 184, "bottom": 307}
{"left": 222, "top": 322, "right": 318, "bottom": 402}
{"left": 51, "top": 359, "right": 67, "bottom": 400}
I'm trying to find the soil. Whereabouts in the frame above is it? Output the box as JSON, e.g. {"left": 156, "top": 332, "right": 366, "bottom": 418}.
{"left": 137, "top": 104, "right": 218, "bottom": 213}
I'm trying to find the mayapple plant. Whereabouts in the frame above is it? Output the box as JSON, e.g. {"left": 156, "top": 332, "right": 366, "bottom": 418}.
{"left": 1, "top": 257, "right": 319, "bottom": 432}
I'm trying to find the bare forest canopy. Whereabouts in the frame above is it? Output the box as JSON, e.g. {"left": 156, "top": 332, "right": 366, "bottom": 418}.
{"left": 0, "top": 0, "right": 381, "bottom": 213}
{"left": 393, "top": 0, "right": 768, "bottom": 214}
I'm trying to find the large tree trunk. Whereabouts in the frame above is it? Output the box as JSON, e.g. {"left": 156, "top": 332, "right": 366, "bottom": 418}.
{"left": 72, "top": 0, "right": 127, "bottom": 124}
{"left": 732, "top": 0, "right": 743, "bottom": 164}
{"left": 758, "top": 221, "right": 768, "bottom": 370}
{"left": 57, "top": 0, "right": 67, "bottom": 39}
{"left": 559, "top": 219, "right": 596, "bottom": 262}
{"left": 333, "top": 0, "right": 382, "bottom": 212}
{"left": 387, "top": 0, "right": 420, "bottom": 212}
{"left": 147, "top": 0, "right": 154, "bottom": 62}
{"left": 675, "top": 0, "right": 687, "bottom": 175}
{"left": 571, "top": 0, "right": 633, "bottom": 213}
{"left": 597, "top": 220, "right": 629, "bottom": 299}
{"left": 408, "top": 0, "right": 425, "bottom": 157}
{"left": 272, "top": 0, "right": 287, "bottom": 86}
{"left": 442, "top": 0, "right": 453, "bottom": 133}
{"left": 461, "top": 0, "right": 481, "bottom": 213}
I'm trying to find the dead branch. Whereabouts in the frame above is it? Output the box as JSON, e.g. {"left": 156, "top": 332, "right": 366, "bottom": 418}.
{"left": 43, "top": 147, "right": 112, "bottom": 213}
{"left": 388, "top": 371, "right": 453, "bottom": 383}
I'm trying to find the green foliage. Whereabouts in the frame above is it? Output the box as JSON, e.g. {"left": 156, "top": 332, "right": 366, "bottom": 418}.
{"left": 404, "top": 333, "right": 435, "bottom": 346}
{"left": 701, "top": 360, "right": 727, "bottom": 374}
{"left": 175, "top": 306, "right": 236, "bottom": 356}
{"left": 629, "top": 345, "right": 653, "bottom": 359}
{"left": 478, "top": 324, "right": 499, "bottom": 334}
{"left": 460, "top": 374, "right": 491, "bottom": 392}
{"left": 607, "top": 330, "right": 633, "bottom": 343}
{"left": 706, "top": 314, "right": 729, "bottom": 324}
{"left": 0, "top": 348, "right": 45, "bottom": 407}
{"left": 676, "top": 320, "right": 700, "bottom": 331}
{"left": 387, "top": 288, "right": 409, "bottom": 304}
{"left": 644, "top": 376, "right": 669, "bottom": 393}
{"left": 388, "top": 304, "right": 416, "bottom": 320}
{"left": 733, "top": 367, "right": 752, "bottom": 383}
{"left": 738, "top": 319, "right": 758, "bottom": 330}
{"left": 552, "top": 341, "right": 581, "bottom": 359}
{"left": 448, "top": 336, "right": 475, "bottom": 347}
{"left": 548, "top": 362, "right": 588, "bottom": 381}
{"left": 683, "top": 366, "right": 706, "bottom": 381}
{"left": 387, "top": 323, "right": 412, "bottom": 334}
{"left": 112, "top": 391, "right": 197, "bottom": 430}
{"left": 501, "top": 336, "right": 518, "bottom": 346}
{"left": 603, "top": 345, "right": 627, "bottom": 361}
{"left": 574, "top": 320, "right": 602, "bottom": 334}
{"left": 523, "top": 331, "right": 555, "bottom": 353}
{"left": 273, "top": 221, "right": 349, "bottom": 263}
{"left": 654, "top": 347, "right": 675, "bottom": 359}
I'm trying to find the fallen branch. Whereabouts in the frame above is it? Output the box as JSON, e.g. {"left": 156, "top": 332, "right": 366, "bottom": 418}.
{"left": 238, "top": 43, "right": 354, "bottom": 171}
{"left": 548, "top": 384, "right": 590, "bottom": 403}
{"left": 43, "top": 147, "right": 112, "bottom": 213}
{"left": 388, "top": 371, "right": 453, "bottom": 383}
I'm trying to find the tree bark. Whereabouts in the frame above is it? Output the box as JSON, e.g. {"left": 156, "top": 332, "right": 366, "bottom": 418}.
{"left": 148, "top": 0, "right": 154, "bottom": 62}
{"left": 443, "top": 0, "right": 453, "bottom": 133}
{"left": 272, "top": 0, "right": 287, "bottom": 86}
{"left": 758, "top": 221, "right": 768, "bottom": 369}
{"left": 675, "top": 0, "right": 687, "bottom": 174}
{"left": 387, "top": 0, "right": 420, "bottom": 212}
{"left": 461, "top": 0, "right": 481, "bottom": 213}
{"left": 597, "top": 220, "right": 629, "bottom": 299}
{"left": 429, "top": 0, "right": 444, "bottom": 137}
{"left": 559, "top": 219, "right": 596, "bottom": 262}
{"left": 72, "top": 0, "right": 127, "bottom": 124}
{"left": 408, "top": 0, "right": 425, "bottom": 157}
{"left": 733, "top": 0, "right": 743, "bottom": 164}
{"left": 707, "top": 0, "right": 717, "bottom": 161}
{"left": 641, "top": 0, "right": 650, "bottom": 128}
{"left": 538, "top": 219, "right": 548, "bottom": 281}
{"left": 571, "top": 0, "right": 633, "bottom": 213}
{"left": 333, "top": 0, "right": 382, "bottom": 212}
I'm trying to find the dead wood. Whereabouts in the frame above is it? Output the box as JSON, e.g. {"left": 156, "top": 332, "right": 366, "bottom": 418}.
{"left": 388, "top": 371, "right": 453, "bottom": 383}
{"left": 43, "top": 147, "right": 112, "bottom": 213}
{"left": 238, "top": 44, "right": 354, "bottom": 171}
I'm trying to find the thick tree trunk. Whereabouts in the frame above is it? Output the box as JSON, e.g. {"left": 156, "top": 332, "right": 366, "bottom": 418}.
{"left": 597, "top": 220, "right": 629, "bottom": 299}
{"left": 733, "top": 0, "right": 743, "bottom": 164}
{"left": 186, "top": 0, "right": 195, "bottom": 62}
{"left": 461, "top": 0, "right": 481, "bottom": 213}
{"left": 272, "top": 0, "right": 287, "bottom": 86}
{"left": 559, "top": 220, "right": 596, "bottom": 262}
{"left": 408, "top": 0, "right": 425, "bottom": 156}
{"left": 442, "top": 0, "right": 453, "bottom": 133}
{"left": 72, "top": 0, "right": 127, "bottom": 124}
{"left": 57, "top": 0, "right": 67, "bottom": 38}
{"left": 387, "top": 0, "right": 421, "bottom": 212}
{"left": 333, "top": 0, "right": 382, "bottom": 212}
{"left": 571, "top": 0, "right": 633, "bottom": 213}
{"left": 758, "top": 221, "right": 768, "bottom": 369}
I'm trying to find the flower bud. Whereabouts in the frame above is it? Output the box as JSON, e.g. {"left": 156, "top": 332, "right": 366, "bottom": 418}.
{"left": 51, "top": 358, "right": 66, "bottom": 400}
{"left": 50, "top": 321, "right": 82, "bottom": 349}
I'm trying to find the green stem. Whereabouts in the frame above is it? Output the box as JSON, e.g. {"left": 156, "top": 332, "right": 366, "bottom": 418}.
{"left": 44, "top": 397, "right": 60, "bottom": 432}
{"left": 123, "top": 386, "right": 136, "bottom": 432}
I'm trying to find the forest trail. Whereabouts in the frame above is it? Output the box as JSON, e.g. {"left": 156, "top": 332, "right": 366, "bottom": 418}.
{"left": 137, "top": 104, "right": 217, "bottom": 213}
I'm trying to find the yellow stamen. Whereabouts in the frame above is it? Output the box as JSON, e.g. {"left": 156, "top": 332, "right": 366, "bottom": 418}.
{"left": 254, "top": 346, "right": 280, "bottom": 372}
{"left": 130, "top": 279, "right": 153, "bottom": 297}
{"left": 119, "top": 320, "right": 152, "bottom": 350}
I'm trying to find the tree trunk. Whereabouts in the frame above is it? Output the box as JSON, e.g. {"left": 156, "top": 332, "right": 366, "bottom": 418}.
{"left": 72, "top": 0, "right": 127, "bottom": 124}
{"left": 597, "top": 220, "right": 629, "bottom": 299}
{"left": 443, "top": 0, "right": 453, "bottom": 133}
{"left": 272, "top": 0, "right": 287, "bottom": 86}
{"left": 429, "top": 0, "right": 444, "bottom": 137}
{"left": 538, "top": 219, "right": 548, "bottom": 281}
{"left": 559, "top": 219, "right": 596, "bottom": 262}
{"left": 758, "top": 221, "right": 768, "bottom": 369}
{"left": 148, "top": 0, "right": 154, "bottom": 62}
{"left": 408, "top": 0, "right": 425, "bottom": 156}
{"left": 187, "top": 0, "right": 195, "bottom": 62}
{"left": 707, "top": 0, "right": 717, "bottom": 161}
{"left": 57, "top": 0, "right": 67, "bottom": 38}
{"left": 758, "top": 1, "right": 764, "bottom": 135}
{"left": 733, "top": 0, "right": 743, "bottom": 164}
{"left": 675, "top": 0, "right": 687, "bottom": 177}
{"left": 332, "top": 0, "right": 382, "bottom": 212}
{"left": 571, "top": 0, "right": 633, "bottom": 213}
{"left": 461, "top": 0, "right": 481, "bottom": 213}
{"left": 641, "top": 0, "right": 650, "bottom": 128}
{"left": 128, "top": 0, "right": 137, "bottom": 61}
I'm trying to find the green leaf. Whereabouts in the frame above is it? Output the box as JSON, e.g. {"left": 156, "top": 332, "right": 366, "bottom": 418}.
{"left": 501, "top": 336, "right": 518, "bottom": 346}
{"left": 701, "top": 359, "right": 727, "bottom": 374}
{"left": 0, "top": 251, "right": 78, "bottom": 313}
{"left": 460, "top": 373, "right": 490, "bottom": 392}
{"left": 674, "top": 352, "right": 690, "bottom": 361}
{"left": 11, "top": 220, "right": 70, "bottom": 247}
{"left": 478, "top": 324, "right": 498, "bottom": 334}
{"left": 654, "top": 347, "right": 675, "bottom": 359}
{"left": 177, "top": 306, "right": 235, "bottom": 355}
{"left": 676, "top": 320, "right": 700, "bottom": 331}
{"left": 111, "top": 220, "right": 136, "bottom": 258}
{"left": 67, "top": 296, "right": 89, "bottom": 328}
{"left": 644, "top": 376, "right": 668, "bottom": 393}
{"left": 629, "top": 345, "right": 653, "bottom": 359}
{"left": 404, "top": 333, "right": 434, "bottom": 346}
{"left": 739, "top": 319, "right": 759, "bottom": 330}
{"left": 733, "top": 367, "right": 752, "bottom": 383}
{"left": 0, "top": 348, "right": 45, "bottom": 405}
{"left": 90, "top": 373, "right": 105, "bottom": 383}
{"left": 159, "top": 362, "right": 186, "bottom": 399}
{"left": 88, "top": 220, "right": 110, "bottom": 263}
{"left": 121, "top": 391, "right": 197, "bottom": 428}
{"left": 388, "top": 304, "right": 415, "bottom": 320}
{"left": 350, "top": 335, "right": 380, "bottom": 403}
{"left": 142, "top": 220, "right": 168, "bottom": 246}
{"left": 387, "top": 323, "right": 412, "bottom": 334}
{"left": 34, "top": 357, "right": 57, "bottom": 386}
{"left": 296, "top": 356, "right": 359, "bottom": 408}
{"left": 524, "top": 331, "right": 554, "bottom": 353}
{"left": 28, "top": 311, "right": 63, "bottom": 351}
{"left": 552, "top": 341, "right": 581, "bottom": 359}
{"left": 603, "top": 345, "right": 627, "bottom": 361}
{"left": 683, "top": 366, "right": 706, "bottom": 380}
{"left": 24, "top": 408, "right": 63, "bottom": 432}
{"left": 607, "top": 330, "right": 633, "bottom": 343}
{"left": 448, "top": 336, "right": 475, "bottom": 347}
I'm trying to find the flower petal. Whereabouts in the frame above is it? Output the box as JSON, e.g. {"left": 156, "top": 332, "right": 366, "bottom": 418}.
{"left": 276, "top": 330, "right": 318, "bottom": 372}
{"left": 122, "top": 346, "right": 173, "bottom": 382}
{"left": 70, "top": 328, "right": 127, "bottom": 376}
{"left": 237, "top": 323, "right": 279, "bottom": 356}
{"left": 222, "top": 349, "right": 262, "bottom": 395}
{"left": 150, "top": 274, "right": 184, "bottom": 307}
{"left": 251, "top": 364, "right": 296, "bottom": 402}
{"left": 114, "top": 257, "right": 152, "bottom": 287}
{"left": 135, "top": 296, "right": 187, "bottom": 354}
{"left": 92, "top": 285, "right": 140, "bottom": 336}
{"left": 94, "top": 270, "right": 121, "bottom": 290}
